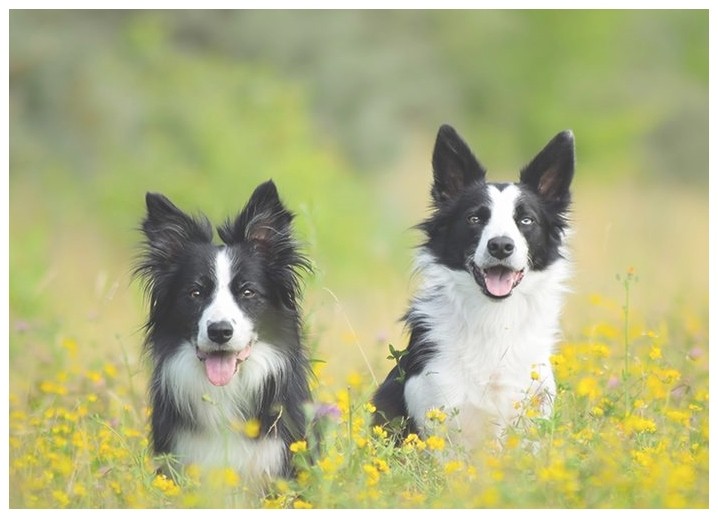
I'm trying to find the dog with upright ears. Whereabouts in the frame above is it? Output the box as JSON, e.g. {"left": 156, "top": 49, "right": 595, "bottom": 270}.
{"left": 134, "top": 180, "right": 312, "bottom": 481}
{"left": 373, "top": 125, "right": 575, "bottom": 446}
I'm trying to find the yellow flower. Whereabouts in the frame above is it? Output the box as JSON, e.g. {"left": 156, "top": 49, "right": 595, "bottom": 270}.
{"left": 243, "top": 419, "right": 261, "bottom": 438}
{"left": 103, "top": 363, "right": 118, "bottom": 379}
{"left": 372, "top": 458, "right": 389, "bottom": 473}
{"left": 426, "top": 435, "right": 445, "bottom": 451}
{"left": 293, "top": 499, "right": 313, "bottom": 509}
{"left": 372, "top": 425, "right": 387, "bottom": 439}
{"left": 426, "top": 408, "right": 447, "bottom": 423}
{"left": 363, "top": 463, "right": 380, "bottom": 485}
{"left": 152, "top": 474, "right": 180, "bottom": 496}
{"left": 346, "top": 371, "right": 363, "bottom": 389}
{"left": 664, "top": 410, "right": 691, "bottom": 427}
{"left": 52, "top": 490, "right": 70, "bottom": 507}
{"left": 363, "top": 402, "right": 376, "bottom": 414}
{"left": 649, "top": 346, "right": 662, "bottom": 360}
{"left": 576, "top": 377, "right": 600, "bottom": 400}
{"left": 289, "top": 440, "right": 307, "bottom": 453}
{"left": 530, "top": 370, "right": 540, "bottom": 381}
{"left": 221, "top": 468, "right": 240, "bottom": 488}
{"left": 623, "top": 415, "right": 657, "bottom": 435}
{"left": 39, "top": 380, "right": 68, "bottom": 396}
{"left": 444, "top": 460, "right": 464, "bottom": 474}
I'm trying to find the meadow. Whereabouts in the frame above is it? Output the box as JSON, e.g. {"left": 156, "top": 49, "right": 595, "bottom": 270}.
{"left": 8, "top": 169, "right": 709, "bottom": 508}
{"left": 8, "top": 10, "right": 708, "bottom": 509}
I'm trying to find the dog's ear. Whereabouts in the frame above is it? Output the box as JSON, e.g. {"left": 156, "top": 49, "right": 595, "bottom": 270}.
{"left": 520, "top": 130, "right": 575, "bottom": 208}
{"left": 219, "top": 180, "right": 294, "bottom": 248}
{"left": 134, "top": 193, "right": 213, "bottom": 292}
{"left": 140, "top": 193, "right": 213, "bottom": 257}
{"left": 431, "top": 124, "right": 487, "bottom": 205}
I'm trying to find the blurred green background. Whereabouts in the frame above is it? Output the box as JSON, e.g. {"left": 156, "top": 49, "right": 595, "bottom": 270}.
{"left": 9, "top": 10, "right": 708, "bottom": 387}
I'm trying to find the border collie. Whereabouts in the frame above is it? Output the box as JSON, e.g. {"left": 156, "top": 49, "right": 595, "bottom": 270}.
{"left": 373, "top": 125, "right": 574, "bottom": 446}
{"left": 134, "top": 180, "right": 311, "bottom": 481}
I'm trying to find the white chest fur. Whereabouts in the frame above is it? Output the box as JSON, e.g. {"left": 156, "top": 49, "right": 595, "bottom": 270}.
{"left": 403, "top": 256, "right": 569, "bottom": 445}
{"left": 158, "top": 340, "right": 289, "bottom": 477}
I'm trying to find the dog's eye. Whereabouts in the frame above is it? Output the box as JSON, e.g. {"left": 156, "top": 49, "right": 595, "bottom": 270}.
{"left": 189, "top": 288, "right": 203, "bottom": 299}
{"left": 520, "top": 216, "right": 535, "bottom": 226}
{"left": 241, "top": 287, "right": 256, "bottom": 299}
{"left": 467, "top": 213, "right": 486, "bottom": 225}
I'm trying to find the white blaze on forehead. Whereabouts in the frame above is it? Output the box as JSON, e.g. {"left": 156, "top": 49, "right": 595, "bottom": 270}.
{"left": 197, "top": 248, "right": 255, "bottom": 351}
{"left": 474, "top": 184, "right": 529, "bottom": 270}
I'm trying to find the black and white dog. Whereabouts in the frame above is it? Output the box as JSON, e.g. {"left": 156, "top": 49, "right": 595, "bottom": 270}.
{"left": 373, "top": 125, "right": 574, "bottom": 446}
{"left": 135, "top": 180, "right": 311, "bottom": 480}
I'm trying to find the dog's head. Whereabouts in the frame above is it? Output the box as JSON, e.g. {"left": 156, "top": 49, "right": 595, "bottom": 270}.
{"left": 135, "top": 181, "right": 309, "bottom": 386}
{"left": 421, "top": 124, "right": 574, "bottom": 299}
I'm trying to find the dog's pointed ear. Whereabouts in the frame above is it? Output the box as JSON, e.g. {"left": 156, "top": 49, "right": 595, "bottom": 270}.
{"left": 135, "top": 193, "right": 213, "bottom": 283}
{"left": 520, "top": 130, "right": 575, "bottom": 207}
{"left": 141, "top": 193, "right": 213, "bottom": 250}
{"left": 219, "top": 180, "right": 293, "bottom": 247}
{"left": 431, "top": 124, "right": 487, "bottom": 205}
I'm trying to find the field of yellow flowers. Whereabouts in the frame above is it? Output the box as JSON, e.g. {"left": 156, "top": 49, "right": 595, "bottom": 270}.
{"left": 8, "top": 266, "right": 708, "bottom": 508}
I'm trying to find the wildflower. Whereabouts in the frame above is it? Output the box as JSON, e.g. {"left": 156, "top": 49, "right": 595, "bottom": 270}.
{"left": 152, "top": 474, "right": 180, "bottom": 496}
{"left": 243, "top": 419, "right": 261, "bottom": 438}
{"left": 372, "top": 458, "right": 389, "bottom": 473}
{"left": 623, "top": 415, "right": 657, "bottom": 435}
{"left": 530, "top": 370, "right": 540, "bottom": 381}
{"left": 664, "top": 410, "right": 691, "bottom": 427}
{"left": 576, "top": 377, "right": 600, "bottom": 400}
{"left": 363, "top": 463, "right": 380, "bottom": 485}
{"left": 353, "top": 434, "right": 368, "bottom": 448}
{"left": 426, "top": 408, "right": 447, "bottom": 423}
{"left": 39, "top": 380, "right": 67, "bottom": 396}
{"left": 221, "top": 468, "right": 240, "bottom": 488}
{"left": 372, "top": 425, "right": 388, "bottom": 440}
{"left": 590, "top": 406, "right": 604, "bottom": 417}
{"left": 346, "top": 371, "right": 363, "bottom": 389}
{"left": 444, "top": 460, "right": 464, "bottom": 474}
{"left": 289, "top": 440, "right": 307, "bottom": 453}
{"left": 263, "top": 495, "right": 286, "bottom": 509}
{"left": 649, "top": 346, "right": 662, "bottom": 360}
{"left": 52, "top": 490, "right": 70, "bottom": 508}
{"left": 103, "top": 363, "right": 118, "bottom": 378}
{"left": 403, "top": 432, "right": 427, "bottom": 452}
{"left": 363, "top": 402, "right": 376, "bottom": 414}
{"left": 293, "top": 499, "right": 313, "bottom": 509}
{"left": 425, "top": 435, "right": 445, "bottom": 451}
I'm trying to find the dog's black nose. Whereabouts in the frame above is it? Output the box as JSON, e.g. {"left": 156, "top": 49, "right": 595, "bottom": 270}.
{"left": 207, "top": 321, "right": 234, "bottom": 344}
{"left": 488, "top": 236, "right": 515, "bottom": 259}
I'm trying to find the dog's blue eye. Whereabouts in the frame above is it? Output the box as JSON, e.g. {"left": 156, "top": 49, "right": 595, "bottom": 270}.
{"left": 241, "top": 288, "right": 256, "bottom": 299}
{"left": 520, "top": 217, "right": 534, "bottom": 226}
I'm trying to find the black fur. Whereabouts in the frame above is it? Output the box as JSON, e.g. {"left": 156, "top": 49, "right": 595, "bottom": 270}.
{"left": 373, "top": 125, "right": 574, "bottom": 434}
{"left": 134, "top": 180, "right": 312, "bottom": 478}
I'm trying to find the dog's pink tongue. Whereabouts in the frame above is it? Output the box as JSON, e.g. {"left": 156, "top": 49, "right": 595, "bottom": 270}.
{"left": 485, "top": 268, "right": 518, "bottom": 297}
{"left": 204, "top": 354, "right": 237, "bottom": 386}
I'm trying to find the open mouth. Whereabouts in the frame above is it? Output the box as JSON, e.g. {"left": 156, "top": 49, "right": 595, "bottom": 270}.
{"left": 469, "top": 263, "right": 525, "bottom": 299}
{"left": 196, "top": 343, "right": 253, "bottom": 387}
